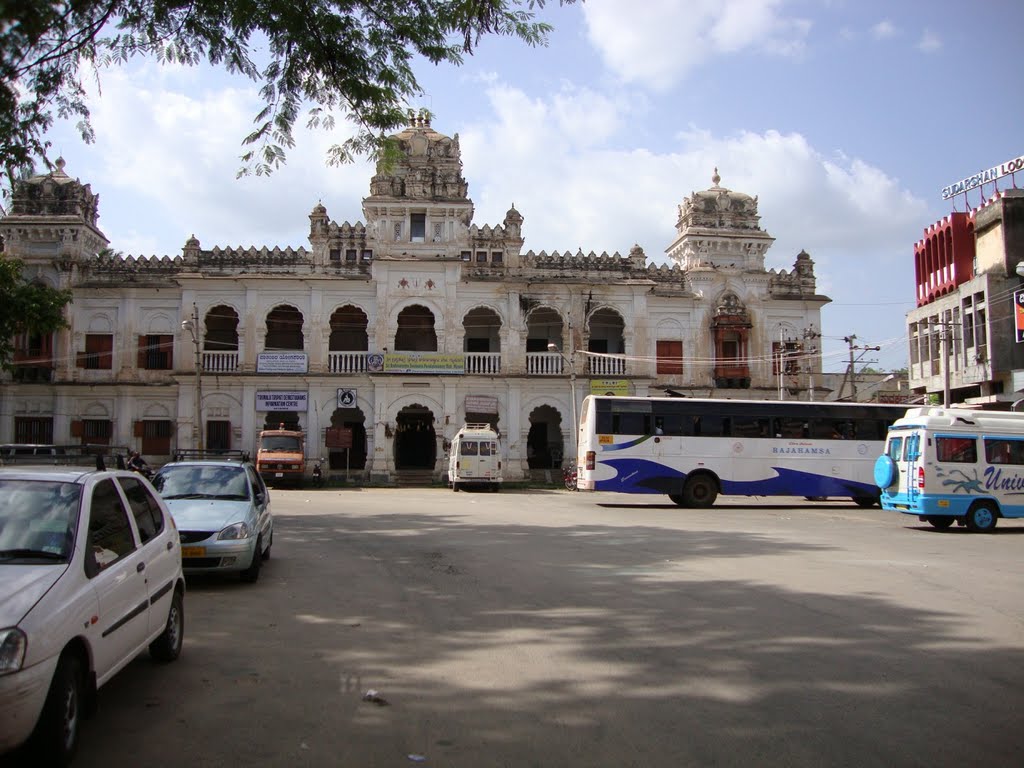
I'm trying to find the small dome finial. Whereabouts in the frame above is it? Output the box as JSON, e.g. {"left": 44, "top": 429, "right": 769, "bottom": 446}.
{"left": 712, "top": 167, "right": 721, "bottom": 187}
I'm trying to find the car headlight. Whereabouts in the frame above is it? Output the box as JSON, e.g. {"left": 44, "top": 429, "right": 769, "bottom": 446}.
{"left": 0, "top": 628, "right": 27, "bottom": 675}
{"left": 217, "top": 521, "right": 253, "bottom": 540}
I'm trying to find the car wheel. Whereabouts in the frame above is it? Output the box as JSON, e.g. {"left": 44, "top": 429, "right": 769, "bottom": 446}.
{"left": 925, "top": 516, "right": 955, "bottom": 530}
{"left": 682, "top": 474, "right": 718, "bottom": 508}
{"left": 30, "top": 652, "right": 84, "bottom": 767}
{"left": 240, "top": 536, "right": 263, "bottom": 583}
{"left": 149, "top": 589, "right": 184, "bottom": 662}
{"left": 262, "top": 530, "right": 273, "bottom": 561}
{"left": 966, "top": 503, "right": 998, "bottom": 533}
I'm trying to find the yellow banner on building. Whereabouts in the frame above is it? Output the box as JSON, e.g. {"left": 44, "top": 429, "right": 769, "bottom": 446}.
{"left": 590, "top": 379, "right": 631, "bottom": 396}
{"left": 383, "top": 352, "right": 465, "bottom": 375}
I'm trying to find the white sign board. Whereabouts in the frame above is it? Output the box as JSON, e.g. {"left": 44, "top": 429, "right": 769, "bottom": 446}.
{"left": 257, "top": 352, "right": 308, "bottom": 373}
{"left": 942, "top": 153, "right": 1024, "bottom": 200}
{"left": 256, "top": 391, "right": 308, "bottom": 412}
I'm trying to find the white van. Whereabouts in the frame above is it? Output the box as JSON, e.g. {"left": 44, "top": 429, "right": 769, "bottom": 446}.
{"left": 875, "top": 406, "right": 1024, "bottom": 532}
{"left": 448, "top": 423, "right": 502, "bottom": 492}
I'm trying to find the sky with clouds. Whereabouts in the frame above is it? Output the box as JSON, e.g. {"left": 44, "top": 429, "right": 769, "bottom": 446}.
{"left": 32, "top": 0, "right": 1024, "bottom": 372}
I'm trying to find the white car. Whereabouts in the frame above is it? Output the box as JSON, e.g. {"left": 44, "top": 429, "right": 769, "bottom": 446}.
{"left": 0, "top": 465, "right": 185, "bottom": 766}
{"left": 153, "top": 458, "right": 273, "bottom": 583}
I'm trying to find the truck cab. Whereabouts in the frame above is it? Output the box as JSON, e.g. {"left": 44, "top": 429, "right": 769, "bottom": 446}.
{"left": 256, "top": 425, "right": 306, "bottom": 486}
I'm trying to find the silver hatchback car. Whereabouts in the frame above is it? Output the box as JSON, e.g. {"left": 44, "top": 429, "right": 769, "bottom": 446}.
{"left": 152, "top": 457, "right": 273, "bottom": 583}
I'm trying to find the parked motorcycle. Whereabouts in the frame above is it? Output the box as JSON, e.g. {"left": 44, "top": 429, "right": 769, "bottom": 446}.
{"left": 563, "top": 461, "right": 578, "bottom": 491}
{"left": 312, "top": 460, "right": 323, "bottom": 487}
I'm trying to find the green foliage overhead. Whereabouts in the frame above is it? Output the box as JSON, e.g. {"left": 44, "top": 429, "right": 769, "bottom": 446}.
{"left": 0, "top": 256, "right": 73, "bottom": 371}
{"left": 1, "top": 0, "right": 579, "bottom": 184}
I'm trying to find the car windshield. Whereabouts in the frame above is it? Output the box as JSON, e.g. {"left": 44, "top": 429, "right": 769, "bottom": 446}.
{"left": 260, "top": 436, "right": 301, "bottom": 452}
{"left": 154, "top": 466, "right": 250, "bottom": 501}
{"left": 0, "top": 479, "right": 81, "bottom": 562}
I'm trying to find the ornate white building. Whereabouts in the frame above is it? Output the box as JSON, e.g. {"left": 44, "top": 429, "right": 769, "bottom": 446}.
{"left": 1, "top": 116, "right": 829, "bottom": 481}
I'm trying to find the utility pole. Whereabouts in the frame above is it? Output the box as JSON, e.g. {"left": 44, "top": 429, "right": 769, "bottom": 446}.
{"left": 841, "top": 335, "right": 881, "bottom": 402}
{"left": 802, "top": 327, "right": 820, "bottom": 401}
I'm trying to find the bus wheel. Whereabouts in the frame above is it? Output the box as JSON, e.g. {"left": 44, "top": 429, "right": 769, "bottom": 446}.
{"left": 966, "top": 503, "right": 998, "bottom": 533}
{"left": 681, "top": 475, "right": 718, "bottom": 508}
{"left": 452, "top": 482, "right": 460, "bottom": 492}
{"left": 853, "top": 495, "right": 879, "bottom": 508}
{"left": 668, "top": 493, "right": 685, "bottom": 507}
{"left": 925, "top": 516, "right": 955, "bottom": 530}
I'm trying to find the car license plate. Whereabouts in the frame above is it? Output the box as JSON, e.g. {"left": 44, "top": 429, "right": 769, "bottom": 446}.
{"left": 181, "top": 546, "right": 206, "bottom": 558}
{"left": 275, "top": 472, "right": 284, "bottom": 478}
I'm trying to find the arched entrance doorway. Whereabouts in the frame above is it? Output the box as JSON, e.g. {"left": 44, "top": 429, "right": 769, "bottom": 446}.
{"left": 327, "top": 407, "right": 368, "bottom": 473}
{"left": 394, "top": 404, "right": 436, "bottom": 470}
{"left": 527, "top": 405, "right": 562, "bottom": 469}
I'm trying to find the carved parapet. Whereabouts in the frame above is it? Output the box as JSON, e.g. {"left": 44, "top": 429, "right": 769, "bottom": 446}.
{"left": 520, "top": 249, "right": 639, "bottom": 278}
{"left": 197, "top": 245, "right": 311, "bottom": 271}
{"left": 84, "top": 252, "right": 183, "bottom": 284}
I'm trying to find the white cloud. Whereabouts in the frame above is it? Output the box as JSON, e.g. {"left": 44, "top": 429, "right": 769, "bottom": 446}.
{"left": 917, "top": 29, "right": 942, "bottom": 53}
{"left": 871, "top": 20, "right": 897, "bottom": 40}
{"left": 581, "top": 0, "right": 811, "bottom": 89}
{"left": 459, "top": 80, "right": 925, "bottom": 369}
{"left": 52, "top": 61, "right": 374, "bottom": 256}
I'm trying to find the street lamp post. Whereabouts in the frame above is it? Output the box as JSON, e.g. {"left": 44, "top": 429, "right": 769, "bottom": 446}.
{"left": 181, "top": 306, "right": 204, "bottom": 451}
{"left": 547, "top": 341, "right": 578, "bottom": 453}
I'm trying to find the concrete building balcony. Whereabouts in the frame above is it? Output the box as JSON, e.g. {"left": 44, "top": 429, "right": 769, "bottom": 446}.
{"left": 202, "top": 351, "right": 239, "bottom": 373}
{"left": 328, "top": 351, "right": 368, "bottom": 374}
{"left": 527, "top": 351, "right": 566, "bottom": 376}
{"left": 465, "top": 352, "right": 501, "bottom": 375}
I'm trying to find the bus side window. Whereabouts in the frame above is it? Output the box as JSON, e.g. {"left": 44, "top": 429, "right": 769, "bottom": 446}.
{"left": 887, "top": 436, "right": 903, "bottom": 460}
{"left": 906, "top": 434, "right": 921, "bottom": 461}
{"left": 936, "top": 436, "right": 977, "bottom": 464}
{"left": 985, "top": 439, "right": 1021, "bottom": 465}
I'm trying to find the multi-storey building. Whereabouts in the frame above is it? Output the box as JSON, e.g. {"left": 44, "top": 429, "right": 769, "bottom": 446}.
{"left": 906, "top": 189, "right": 1024, "bottom": 407}
{"left": 1, "top": 116, "right": 828, "bottom": 481}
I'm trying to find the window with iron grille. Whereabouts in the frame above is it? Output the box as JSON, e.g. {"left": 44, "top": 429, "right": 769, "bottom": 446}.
{"left": 83, "top": 419, "right": 112, "bottom": 445}
{"left": 329, "top": 248, "right": 341, "bottom": 262}
{"left": 138, "top": 335, "right": 173, "bottom": 370}
{"left": 345, "top": 249, "right": 357, "bottom": 262}
{"left": 140, "top": 420, "right": 173, "bottom": 456}
{"left": 14, "top": 416, "right": 53, "bottom": 444}
{"left": 78, "top": 334, "right": 113, "bottom": 370}
{"left": 207, "top": 420, "right": 231, "bottom": 451}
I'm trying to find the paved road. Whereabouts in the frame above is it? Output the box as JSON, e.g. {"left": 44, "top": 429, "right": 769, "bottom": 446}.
{"left": 64, "top": 490, "right": 1024, "bottom": 767}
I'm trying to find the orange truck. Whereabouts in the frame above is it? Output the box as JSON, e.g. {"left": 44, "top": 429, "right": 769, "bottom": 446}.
{"left": 256, "top": 424, "right": 306, "bottom": 486}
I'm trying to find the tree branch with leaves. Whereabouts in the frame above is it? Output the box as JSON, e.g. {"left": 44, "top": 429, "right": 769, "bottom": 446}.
{"left": 1, "top": 0, "right": 580, "bottom": 185}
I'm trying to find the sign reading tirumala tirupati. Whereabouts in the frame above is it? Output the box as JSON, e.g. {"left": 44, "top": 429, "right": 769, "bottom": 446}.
{"left": 256, "top": 391, "right": 308, "bottom": 411}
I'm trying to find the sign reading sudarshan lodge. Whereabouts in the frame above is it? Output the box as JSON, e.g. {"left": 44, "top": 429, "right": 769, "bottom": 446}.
{"left": 941, "top": 153, "right": 1024, "bottom": 200}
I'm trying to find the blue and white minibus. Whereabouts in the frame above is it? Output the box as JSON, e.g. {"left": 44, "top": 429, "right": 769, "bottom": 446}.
{"left": 577, "top": 395, "right": 907, "bottom": 507}
{"left": 875, "top": 406, "right": 1024, "bottom": 532}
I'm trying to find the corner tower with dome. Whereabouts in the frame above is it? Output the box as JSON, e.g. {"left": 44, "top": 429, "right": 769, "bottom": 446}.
{"left": 0, "top": 116, "right": 830, "bottom": 483}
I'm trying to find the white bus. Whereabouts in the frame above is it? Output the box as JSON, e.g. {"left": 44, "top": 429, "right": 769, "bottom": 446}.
{"left": 447, "top": 423, "right": 503, "bottom": 492}
{"left": 875, "top": 406, "right": 1024, "bottom": 532}
{"left": 577, "top": 395, "right": 907, "bottom": 508}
